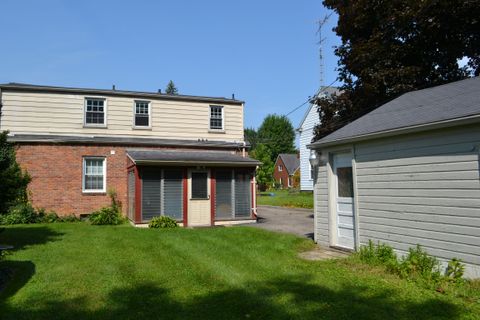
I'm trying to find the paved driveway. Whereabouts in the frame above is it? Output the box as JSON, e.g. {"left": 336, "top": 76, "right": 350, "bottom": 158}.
{"left": 249, "top": 205, "right": 314, "bottom": 239}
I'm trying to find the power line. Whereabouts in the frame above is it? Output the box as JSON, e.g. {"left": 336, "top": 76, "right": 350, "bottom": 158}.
{"left": 284, "top": 78, "right": 338, "bottom": 117}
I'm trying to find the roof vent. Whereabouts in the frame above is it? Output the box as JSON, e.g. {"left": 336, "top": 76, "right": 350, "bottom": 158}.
{"left": 158, "top": 89, "right": 162, "bottom": 94}
{"left": 232, "top": 93, "right": 235, "bottom": 100}
{"left": 112, "top": 85, "right": 116, "bottom": 91}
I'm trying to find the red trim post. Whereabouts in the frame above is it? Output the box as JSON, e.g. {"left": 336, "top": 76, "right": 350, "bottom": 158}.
{"left": 210, "top": 169, "right": 216, "bottom": 226}
{"left": 134, "top": 166, "right": 142, "bottom": 224}
{"left": 183, "top": 168, "right": 188, "bottom": 227}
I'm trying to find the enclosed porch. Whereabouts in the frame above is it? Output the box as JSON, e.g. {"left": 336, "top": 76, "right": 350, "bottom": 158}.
{"left": 126, "top": 149, "right": 260, "bottom": 227}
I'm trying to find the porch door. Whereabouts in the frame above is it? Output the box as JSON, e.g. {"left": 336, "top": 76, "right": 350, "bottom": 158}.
{"left": 333, "top": 153, "right": 355, "bottom": 249}
{"left": 188, "top": 169, "right": 211, "bottom": 226}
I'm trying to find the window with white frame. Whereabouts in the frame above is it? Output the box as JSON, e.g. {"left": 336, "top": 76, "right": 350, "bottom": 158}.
{"left": 83, "top": 157, "right": 106, "bottom": 192}
{"left": 85, "top": 98, "right": 106, "bottom": 126}
{"left": 210, "top": 105, "right": 223, "bottom": 130}
{"left": 278, "top": 165, "right": 283, "bottom": 172}
{"left": 134, "top": 100, "right": 150, "bottom": 127}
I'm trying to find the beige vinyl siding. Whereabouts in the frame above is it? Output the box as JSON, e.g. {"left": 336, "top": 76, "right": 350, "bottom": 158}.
{"left": 353, "top": 124, "right": 480, "bottom": 276}
{"left": 1, "top": 91, "right": 244, "bottom": 141}
{"left": 315, "top": 163, "right": 329, "bottom": 246}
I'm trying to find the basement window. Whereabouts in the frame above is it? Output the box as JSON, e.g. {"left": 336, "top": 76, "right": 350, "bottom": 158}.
{"left": 83, "top": 157, "right": 106, "bottom": 193}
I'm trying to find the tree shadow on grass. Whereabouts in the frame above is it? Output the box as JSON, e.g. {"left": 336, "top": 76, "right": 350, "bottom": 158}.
{"left": 0, "top": 226, "right": 64, "bottom": 251}
{"left": 0, "top": 260, "right": 35, "bottom": 300}
{"left": 0, "top": 276, "right": 462, "bottom": 320}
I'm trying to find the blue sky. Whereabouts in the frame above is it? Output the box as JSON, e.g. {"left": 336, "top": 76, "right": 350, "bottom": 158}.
{"left": 0, "top": 0, "right": 340, "bottom": 130}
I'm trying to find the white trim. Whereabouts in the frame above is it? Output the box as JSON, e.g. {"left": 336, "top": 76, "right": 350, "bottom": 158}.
{"left": 278, "top": 165, "right": 283, "bottom": 172}
{"left": 83, "top": 97, "right": 107, "bottom": 128}
{"left": 132, "top": 100, "right": 152, "bottom": 130}
{"left": 351, "top": 145, "right": 361, "bottom": 250}
{"left": 209, "top": 105, "right": 224, "bottom": 131}
{"left": 82, "top": 156, "right": 107, "bottom": 193}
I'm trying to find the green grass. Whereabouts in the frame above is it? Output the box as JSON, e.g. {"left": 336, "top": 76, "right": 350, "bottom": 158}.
{"left": 257, "top": 189, "right": 313, "bottom": 209}
{"left": 1, "top": 223, "right": 479, "bottom": 319}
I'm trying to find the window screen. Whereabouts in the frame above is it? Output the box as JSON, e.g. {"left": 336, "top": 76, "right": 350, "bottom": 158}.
{"left": 142, "top": 169, "right": 161, "bottom": 221}
{"left": 85, "top": 99, "right": 105, "bottom": 125}
{"left": 215, "top": 170, "right": 233, "bottom": 219}
{"left": 234, "top": 172, "right": 251, "bottom": 217}
{"left": 163, "top": 169, "right": 183, "bottom": 220}
{"left": 135, "top": 101, "right": 150, "bottom": 127}
{"left": 83, "top": 158, "right": 105, "bottom": 191}
{"left": 191, "top": 172, "right": 208, "bottom": 199}
{"left": 337, "top": 167, "right": 353, "bottom": 198}
{"left": 210, "top": 105, "right": 223, "bottom": 130}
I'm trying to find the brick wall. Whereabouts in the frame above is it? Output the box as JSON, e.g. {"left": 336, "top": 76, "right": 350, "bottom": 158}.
{"left": 273, "top": 157, "right": 290, "bottom": 188}
{"left": 15, "top": 143, "right": 236, "bottom": 216}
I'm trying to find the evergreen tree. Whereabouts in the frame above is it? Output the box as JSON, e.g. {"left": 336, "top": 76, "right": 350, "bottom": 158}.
{"left": 313, "top": 0, "right": 480, "bottom": 141}
{"left": 0, "top": 131, "right": 31, "bottom": 214}
{"left": 165, "top": 80, "right": 178, "bottom": 95}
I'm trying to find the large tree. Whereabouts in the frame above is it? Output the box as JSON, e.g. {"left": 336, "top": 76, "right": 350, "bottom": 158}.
{"left": 257, "top": 114, "right": 296, "bottom": 162}
{"left": 313, "top": 0, "right": 480, "bottom": 141}
{"left": 165, "top": 80, "right": 178, "bottom": 95}
{"left": 244, "top": 127, "right": 258, "bottom": 150}
{"left": 0, "top": 131, "right": 31, "bottom": 214}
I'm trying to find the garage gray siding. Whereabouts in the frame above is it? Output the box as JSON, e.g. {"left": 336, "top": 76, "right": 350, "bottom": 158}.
{"left": 315, "top": 163, "right": 330, "bottom": 246}
{"left": 354, "top": 124, "right": 480, "bottom": 276}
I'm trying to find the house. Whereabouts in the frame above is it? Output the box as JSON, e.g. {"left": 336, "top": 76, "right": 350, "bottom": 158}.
{"left": 273, "top": 153, "right": 300, "bottom": 188}
{"left": 0, "top": 83, "right": 260, "bottom": 227}
{"left": 308, "top": 77, "right": 480, "bottom": 278}
{"left": 297, "top": 86, "right": 339, "bottom": 191}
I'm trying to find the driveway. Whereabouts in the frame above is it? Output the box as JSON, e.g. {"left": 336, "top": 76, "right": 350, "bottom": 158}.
{"left": 250, "top": 205, "right": 314, "bottom": 239}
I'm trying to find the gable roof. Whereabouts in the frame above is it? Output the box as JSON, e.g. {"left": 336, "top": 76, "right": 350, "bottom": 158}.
{"left": 276, "top": 153, "right": 300, "bottom": 175}
{"left": 297, "top": 86, "right": 340, "bottom": 131}
{"left": 0, "top": 82, "right": 243, "bottom": 105}
{"left": 310, "top": 77, "right": 480, "bottom": 148}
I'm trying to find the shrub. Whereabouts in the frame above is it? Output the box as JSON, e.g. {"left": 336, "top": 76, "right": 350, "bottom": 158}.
{"left": 89, "top": 207, "right": 124, "bottom": 225}
{"left": 358, "top": 240, "right": 397, "bottom": 267}
{"left": 0, "top": 203, "right": 39, "bottom": 225}
{"left": 149, "top": 216, "right": 178, "bottom": 229}
{"left": 445, "top": 258, "right": 465, "bottom": 282}
{"left": 397, "top": 245, "right": 441, "bottom": 282}
{"left": 61, "top": 214, "right": 80, "bottom": 223}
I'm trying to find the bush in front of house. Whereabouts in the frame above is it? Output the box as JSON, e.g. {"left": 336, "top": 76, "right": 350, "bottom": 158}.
{"left": 357, "top": 240, "right": 466, "bottom": 287}
{"left": 88, "top": 188, "right": 125, "bottom": 225}
{"left": 0, "top": 203, "right": 80, "bottom": 225}
{"left": 148, "top": 216, "right": 178, "bottom": 229}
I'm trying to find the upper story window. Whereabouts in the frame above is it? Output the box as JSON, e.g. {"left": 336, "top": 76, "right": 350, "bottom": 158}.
{"left": 134, "top": 100, "right": 151, "bottom": 128}
{"left": 210, "top": 105, "right": 223, "bottom": 130}
{"left": 278, "top": 165, "right": 283, "bottom": 172}
{"left": 85, "top": 98, "right": 106, "bottom": 126}
{"left": 83, "top": 157, "right": 106, "bottom": 193}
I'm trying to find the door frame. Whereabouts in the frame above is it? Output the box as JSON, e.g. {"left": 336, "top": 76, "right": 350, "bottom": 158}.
{"left": 326, "top": 146, "right": 360, "bottom": 250}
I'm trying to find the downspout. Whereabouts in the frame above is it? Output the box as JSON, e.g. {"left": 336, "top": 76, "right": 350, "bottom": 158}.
{"left": 252, "top": 166, "right": 258, "bottom": 218}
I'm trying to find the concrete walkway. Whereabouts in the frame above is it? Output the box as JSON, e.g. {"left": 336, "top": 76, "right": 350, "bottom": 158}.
{"left": 250, "top": 205, "right": 314, "bottom": 239}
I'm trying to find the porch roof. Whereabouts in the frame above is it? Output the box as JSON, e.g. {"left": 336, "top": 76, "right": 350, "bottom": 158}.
{"left": 127, "top": 149, "right": 261, "bottom": 167}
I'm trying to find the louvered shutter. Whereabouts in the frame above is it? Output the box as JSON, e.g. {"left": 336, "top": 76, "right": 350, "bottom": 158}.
{"left": 215, "top": 169, "right": 233, "bottom": 219}
{"left": 141, "top": 168, "right": 161, "bottom": 221}
{"left": 163, "top": 169, "right": 183, "bottom": 220}
{"left": 234, "top": 172, "right": 251, "bottom": 217}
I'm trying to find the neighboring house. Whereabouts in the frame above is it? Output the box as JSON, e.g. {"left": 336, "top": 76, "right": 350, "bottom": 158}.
{"left": 297, "top": 86, "right": 339, "bottom": 191}
{"left": 273, "top": 153, "right": 300, "bottom": 188}
{"left": 0, "top": 83, "right": 260, "bottom": 227}
{"left": 308, "top": 77, "right": 480, "bottom": 277}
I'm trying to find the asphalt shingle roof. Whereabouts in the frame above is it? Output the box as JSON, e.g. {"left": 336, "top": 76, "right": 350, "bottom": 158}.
{"left": 311, "top": 77, "right": 480, "bottom": 147}
{"left": 278, "top": 154, "right": 300, "bottom": 175}
{"left": 127, "top": 149, "right": 260, "bottom": 166}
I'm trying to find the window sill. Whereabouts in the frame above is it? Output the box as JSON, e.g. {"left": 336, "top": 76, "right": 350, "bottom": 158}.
{"left": 208, "top": 129, "right": 225, "bottom": 134}
{"left": 132, "top": 126, "right": 152, "bottom": 130}
{"left": 83, "top": 125, "right": 107, "bottom": 129}
{"left": 190, "top": 197, "right": 210, "bottom": 200}
{"left": 82, "top": 191, "right": 107, "bottom": 195}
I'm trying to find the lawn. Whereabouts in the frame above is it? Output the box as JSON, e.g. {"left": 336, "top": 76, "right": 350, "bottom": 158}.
{"left": 257, "top": 189, "right": 313, "bottom": 209}
{"left": 0, "top": 223, "right": 479, "bottom": 319}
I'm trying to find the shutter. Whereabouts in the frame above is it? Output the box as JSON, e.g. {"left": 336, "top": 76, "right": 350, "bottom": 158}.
{"left": 234, "top": 172, "right": 251, "bottom": 218}
{"left": 163, "top": 169, "right": 183, "bottom": 220}
{"left": 127, "top": 170, "right": 135, "bottom": 221}
{"left": 141, "top": 168, "right": 161, "bottom": 221}
{"left": 215, "top": 169, "right": 233, "bottom": 219}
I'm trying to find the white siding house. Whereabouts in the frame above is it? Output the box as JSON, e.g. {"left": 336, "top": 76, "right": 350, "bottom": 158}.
{"left": 297, "top": 87, "right": 339, "bottom": 191}
{"left": 309, "top": 77, "right": 480, "bottom": 278}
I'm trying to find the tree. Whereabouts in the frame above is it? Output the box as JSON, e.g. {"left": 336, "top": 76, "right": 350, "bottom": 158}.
{"left": 313, "top": 0, "right": 480, "bottom": 141}
{"left": 250, "top": 143, "right": 274, "bottom": 191}
{"left": 244, "top": 128, "right": 258, "bottom": 150}
{"left": 257, "top": 114, "right": 296, "bottom": 162}
{"left": 165, "top": 80, "right": 178, "bottom": 95}
{"left": 0, "top": 131, "right": 31, "bottom": 214}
